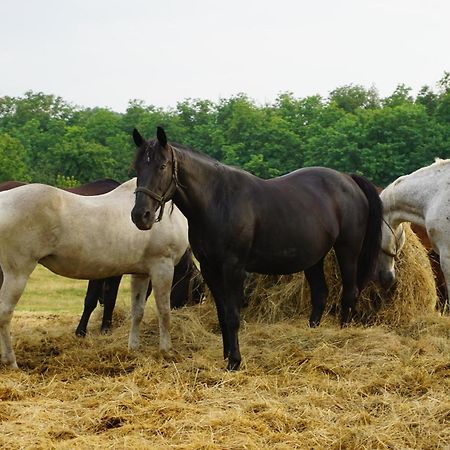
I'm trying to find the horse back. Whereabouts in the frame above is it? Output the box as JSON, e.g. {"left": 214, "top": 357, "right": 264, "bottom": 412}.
{"left": 255, "top": 167, "right": 369, "bottom": 235}
{"left": 0, "top": 181, "right": 189, "bottom": 278}
{"left": 0, "top": 179, "right": 120, "bottom": 196}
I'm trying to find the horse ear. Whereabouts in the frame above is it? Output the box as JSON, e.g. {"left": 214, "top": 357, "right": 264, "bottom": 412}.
{"left": 157, "top": 126, "right": 168, "bottom": 148}
{"left": 133, "top": 128, "right": 145, "bottom": 147}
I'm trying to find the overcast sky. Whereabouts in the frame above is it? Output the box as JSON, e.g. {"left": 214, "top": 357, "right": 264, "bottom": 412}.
{"left": 1, "top": 0, "right": 449, "bottom": 112}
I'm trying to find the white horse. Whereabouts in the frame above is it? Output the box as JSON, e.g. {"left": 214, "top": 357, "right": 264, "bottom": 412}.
{"left": 0, "top": 179, "right": 189, "bottom": 369}
{"left": 378, "top": 158, "right": 450, "bottom": 307}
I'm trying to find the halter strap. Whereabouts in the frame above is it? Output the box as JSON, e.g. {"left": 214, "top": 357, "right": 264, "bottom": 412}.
{"left": 381, "top": 247, "right": 398, "bottom": 258}
{"left": 381, "top": 218, "right": 401, "bottom": 258}
{"left": 134, "top": 145, "right": 179, "bottom": 222}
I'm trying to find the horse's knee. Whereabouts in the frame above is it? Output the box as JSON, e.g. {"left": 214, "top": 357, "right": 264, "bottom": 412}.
{"left": 0, "top": 308, "right": 14, "bottom": 327}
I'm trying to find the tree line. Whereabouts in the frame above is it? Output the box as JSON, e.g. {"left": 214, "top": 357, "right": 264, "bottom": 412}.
{"left": 1, "top": 73, "right": 449, "bottom": 188}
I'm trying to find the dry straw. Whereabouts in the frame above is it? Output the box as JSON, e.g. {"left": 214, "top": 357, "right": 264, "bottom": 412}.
{"left": 242, "top": 223, "right": 437, "bottom": 326}
{"left": 0, "top": 224, "right": 448, "bottom": 449}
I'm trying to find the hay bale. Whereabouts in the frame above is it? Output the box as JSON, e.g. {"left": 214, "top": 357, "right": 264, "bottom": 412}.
{"left": 241, "top": 223, "right": 437, "bottom": 326}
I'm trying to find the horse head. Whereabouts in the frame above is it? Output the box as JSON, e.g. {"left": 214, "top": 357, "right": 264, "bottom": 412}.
{"left": 378, "top": 220, "right": 406, "bottom": 290}
{"left": 131, "top": 127, "right": 178, "bottom": 230}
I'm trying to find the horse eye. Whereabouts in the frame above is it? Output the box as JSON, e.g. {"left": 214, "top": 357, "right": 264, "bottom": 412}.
{"left": 160, "top": 164, "right": 166, "bottom": 170}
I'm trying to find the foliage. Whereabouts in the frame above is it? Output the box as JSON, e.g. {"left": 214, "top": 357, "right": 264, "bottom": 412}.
{"left": 0, "top": 133, "right": 30, "bottom": 181}
{"left": 1, "top": 74, "right": 450, "bottom": 186}
{"left": 55, "top": 174, "right": 79, "bottom": 188}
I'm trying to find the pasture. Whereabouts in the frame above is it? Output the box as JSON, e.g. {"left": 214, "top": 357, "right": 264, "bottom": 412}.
{"left": 0, "top": 261, "right": 449, "bottom": 449}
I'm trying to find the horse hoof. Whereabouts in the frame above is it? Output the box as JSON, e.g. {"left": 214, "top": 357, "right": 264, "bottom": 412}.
{"left": 226, "top": 359, "right": 241, "bottom": 371}
{"left": 1, "top": 359, "right": 18, "bottom": 370}
{"left": 128, "top": 339, "right": 140, "bottom": 351}
{"left": 309, "top": 319, "right": 320, "bottom": 328}
{"left": 75, "top": 329, "right": 86, "bottom": 337}
{"left": 101, "top": 327, "right": 111, "bottom": 335}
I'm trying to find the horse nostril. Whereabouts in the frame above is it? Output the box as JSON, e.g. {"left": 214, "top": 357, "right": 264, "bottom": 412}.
{"left": 143, "top": 210, "right": 150, "bottom": 221}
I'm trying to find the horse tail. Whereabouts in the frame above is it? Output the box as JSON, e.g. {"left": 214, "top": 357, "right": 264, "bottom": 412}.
{"left": 350, "top": 174, "right": 383, "bottom": 291}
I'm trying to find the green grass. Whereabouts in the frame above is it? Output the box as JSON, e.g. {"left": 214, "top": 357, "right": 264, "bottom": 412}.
{"left": 17, "top": 265, "right": 132, "bottom": 314}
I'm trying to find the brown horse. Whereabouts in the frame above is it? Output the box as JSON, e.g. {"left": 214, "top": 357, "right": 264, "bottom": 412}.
{"left": 0, "top": 180, "right": 204, "bottom": 337}
{"left": 130, "top": 127, "right": 382, "bottom": 370}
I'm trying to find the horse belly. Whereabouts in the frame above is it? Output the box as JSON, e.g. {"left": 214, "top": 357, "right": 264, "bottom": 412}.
{"left": 245, "top": 246, "right": 327, "bottom": 275}
{"left": 247, "top": 220, "right": 335, "bottom": 275}
{"left": 39, "top": 252, "right": 144, "bottom": 280}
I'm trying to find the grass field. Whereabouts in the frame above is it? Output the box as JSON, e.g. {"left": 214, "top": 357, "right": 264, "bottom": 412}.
{"left": 0, "top": 264, "right": 449, "bottom": 449}
{"left": 17, "top": 265, "right": 133, "bottom": 315}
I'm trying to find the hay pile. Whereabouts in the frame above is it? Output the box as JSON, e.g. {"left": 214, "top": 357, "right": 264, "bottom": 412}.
{"left": 0, "top": 226, "right": 447, "bottom": 449}
{"left": 243, "top": 223, "right": 437, "bottom": 326}
{"left": 0, "top": 305, "right": 449, "bottom": 449}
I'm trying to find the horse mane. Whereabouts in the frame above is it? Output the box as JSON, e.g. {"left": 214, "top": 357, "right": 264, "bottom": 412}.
{"left": 131, "top": 139, "right": 253, "bottom": 179}
{"left": 172, "top": 143, "right": 261, "bottom": 178}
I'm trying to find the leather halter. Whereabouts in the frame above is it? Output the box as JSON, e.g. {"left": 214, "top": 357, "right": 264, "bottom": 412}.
{"left": 381, "top": 218, "right": 400, "bottom": 258}
{"left": 134, "top": 144, "right": 180, "bottom": 222}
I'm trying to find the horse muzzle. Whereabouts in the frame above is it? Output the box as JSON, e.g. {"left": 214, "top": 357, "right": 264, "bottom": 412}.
{"left": 378, "top": 269, "right": 395, "bottom": 291}
{"left": 131, "top": 206, "right": 155, "bottom": 231}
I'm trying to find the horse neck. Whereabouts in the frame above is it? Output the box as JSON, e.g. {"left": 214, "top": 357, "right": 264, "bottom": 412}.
{"left": 381, "top": 170, "right": 438, "bottom": 228}
{"left": 172, "top": 148, "right": 233, "bottom": 224}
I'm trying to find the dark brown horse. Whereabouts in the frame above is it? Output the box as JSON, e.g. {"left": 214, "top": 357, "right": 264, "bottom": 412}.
{"left": 130, "top": 127, "right": 383, "bottom": 370}
{"left": 0, "top": 180, "right": 204, "bottom": 337}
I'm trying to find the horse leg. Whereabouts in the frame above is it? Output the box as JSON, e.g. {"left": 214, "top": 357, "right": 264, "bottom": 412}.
{"left": 334, "top": 245, "right": 360, "bottom": 325}
{"left": 200, "top": 264, "right": 230, "bottom": 361}
{"left": 100, "top": 276, "right": 122, "bottom": 334}
{"left": 75, "top": 280, "right": 102, "bottom": 337}
{"left": 437, "top": 250, "right": 450, "bottom": 315}
{"left": 149, "top": 261, "right": 174, "bottom": 353}
{"left": 128, "top": 274, "right": 151, "bottom": 351}
{"left": 304, "top": 257, "right": 328, "bottom": 327}
{"left": 190, "top": 266, "right": 205, "bottom": 305}
{"left": 0, "top": 264, "right": 36, "bottom": 369}
{"left": 203, "top": 258, "right": 246, "bottom": 371}
{"left": 222, "top": 261, "right": 246, "bottom": 371}
{"left": 170, "top": 249, "right": 190, "bottom": 309}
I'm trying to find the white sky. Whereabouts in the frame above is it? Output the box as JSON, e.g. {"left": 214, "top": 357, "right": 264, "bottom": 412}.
{"left": 1, "top": 0, "right": 449, "bottom": 112}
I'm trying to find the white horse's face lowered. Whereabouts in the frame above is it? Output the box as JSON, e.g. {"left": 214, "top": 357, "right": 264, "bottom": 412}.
{"left": 378, "top": 221, "right": 406, "bottom": 290}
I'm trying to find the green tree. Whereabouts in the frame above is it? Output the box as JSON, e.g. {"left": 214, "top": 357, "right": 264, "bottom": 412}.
{"left": 359, "top": 103, "right": 446, "bottom": 186}
{"left": 0, "top": 134, "right": 30, "bottom": 181}
{"left": 416, "top": 85, "right": 438, "bottom": 115}
{"left": 329, "top": 84, "right": 380, "bottom": 113}
{"left": 48, "top": 126, "right": 115, "bottom": 184}
{"left": 382, "top": 84, "right": 414, "bottom": 108}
